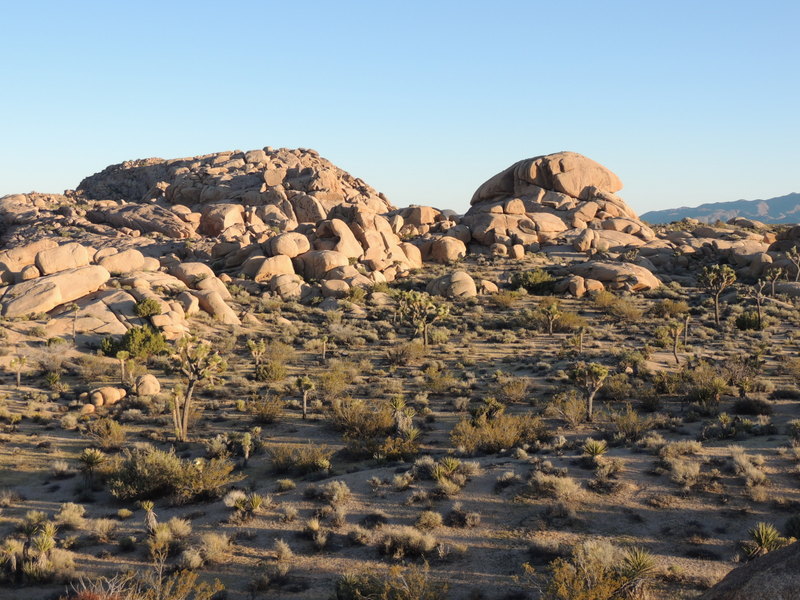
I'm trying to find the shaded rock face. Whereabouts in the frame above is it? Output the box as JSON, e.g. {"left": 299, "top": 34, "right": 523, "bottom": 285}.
{"left": 463, "top": 152, "right": 654, "bottom": 249}
{"left": 699, "top": 542, "right": 800, "bottom": 600}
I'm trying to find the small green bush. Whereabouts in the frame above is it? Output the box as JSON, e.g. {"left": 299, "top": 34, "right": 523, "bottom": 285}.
{"left": 108, "top": 446, "right": 242, "bottom": 504}
{"left": 134, "top": 297, "right": 163, "bottom": 318}
{"left": 509, "top": 268, "right": 556, "bottom": 294}
{"left": 101, "top": 326, "right": 167, "bottom": 360}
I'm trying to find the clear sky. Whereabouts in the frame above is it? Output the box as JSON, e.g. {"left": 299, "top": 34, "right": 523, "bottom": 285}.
{"left": 1, "top": 1, "right": 798, "bottom": 216}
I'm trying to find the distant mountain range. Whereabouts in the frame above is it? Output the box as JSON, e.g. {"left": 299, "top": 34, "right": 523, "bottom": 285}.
{"left": 640, "top": 192, "right": 800, "bottom": 225}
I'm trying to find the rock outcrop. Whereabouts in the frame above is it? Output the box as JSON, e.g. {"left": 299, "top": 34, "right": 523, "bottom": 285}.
{"left": 462, "top": 152, "right": 655, "bottom": 251}
{"left": 699, "top": 542, "right": 800, "bottom": 600}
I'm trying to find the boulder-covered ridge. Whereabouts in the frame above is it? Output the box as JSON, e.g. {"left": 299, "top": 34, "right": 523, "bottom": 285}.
{"left": 77, "top": 146, "right": 393, "bottom": 217}
{"left": 8, "top": 147, "right": 758, "bottom": 344}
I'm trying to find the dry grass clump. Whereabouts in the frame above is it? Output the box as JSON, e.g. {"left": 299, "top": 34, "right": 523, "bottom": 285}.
{"left": 730, "top": 446, "right": 768, "bottom": 487}
{"left": 527, "top": 472, "right": 583, "bottom": 506}
{"left": 88, "top": 518, "right": 118, "bottom": 543}
{"left": 334, "top": 564, "right": 448, "bottom": 600}
{"left": 55, "top": 502, "right": 86, "bottom": 530}
{"left": 268, "top": 444, "right": 333, "bottom": 474}
{"left": 379, "top": 526, "right": 438, "bottom": 559}
{"left": 246, "top": 394, "right": 285, "bottom": 424}
{"left": 199, "top": 532, "right": 230, "bottom": 564}
{"left": 451, "top": 413, "right": 544, "bottom": 454}
{"left": 416, "top": 510, "right": 444, "bottom": 531}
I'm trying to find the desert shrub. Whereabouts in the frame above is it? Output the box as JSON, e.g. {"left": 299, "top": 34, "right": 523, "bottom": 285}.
{"left": 593, "top": 290, "right": 643, "bottom": 321}
{"left": 681, "top": 361, "right": 729, "bottom": 412}
{"left": 55, "top": 503, "right": 86, "bottom": 530}
{"left": 135, "top": 297, "right": 163, "bottom": 318}
{"left": 498, "top": 375, "right": 529, "bottom": 404}
{"left": 732, "top": 397, "right": 772, "bottom": 416}
{"left": 424, "top": 365, "right": 458, "bottom": 395}
{"left": 445, "top": 502, "right": 480, "bottom": 528}
{"left": 329, "top": 397, "right": 394, "bottom": 453}
{"left": 246, "top": 394, "right": 285, "bottom": 424}
{"left": 543, "top": 540, "right": 655, "bottom": 600}
{"left": 101, "top": 325, "right": 168, "bottom": 360}
{"left": 416, "top": 510, "right": 443, "bottom": 531}
{"left": 601, "top": 373, "right": 633, "bottom": 402}
{"left": 319, "top": 360, "right": 357, "bottom": 399}
{"left": 609, "top": 404, "right": 651, "bottom": 441}
{"left": 527, "top": 472, "right": 582, "bottom": 505}
{"left": 379, "top": 526, "right": 437, "bottom": 559}
{"left": 649, "top": 299, "right": 689, "bottom": 319}
{"left": 268, "top": 444, "right": 333, "bottom": 474}
{"left": 510, "top": 268, "right": 555, "bottom": 294}
{"left": 386, "top": 342, "right": 426, "bottom": 366}
{"left": 255, "top": 361, "right": 286, "bottom": 382}
{"left": 582, "top": 438, "right": 608, "bottom": 458}
{"left": 735, "top": 311, "right": 763, "bottom": 331}
{"left": 547, "top": 390, "right": 586, "bottom": 428}
{"left": 730, "top": 446, "right": 768, "bottom": 487}
{"left": 334, "top": 564, "right": 448, "bottom": 600}
{"left": 85, "top": 417, "right": 127, "bottom": 450}
{"left": 199, "top": 532, "right": 230, "bottom": 564}
{"left": 490, "top": 290, "right": 523, "bottom": 309}
{"left": 88, "top": 518, "right": 117, "bottom": 543}
{"left": 108, "top": 446, "right": 242, "bottom": 503}
{"left": 450, "top": 413, "right": 545, "bottom": 454}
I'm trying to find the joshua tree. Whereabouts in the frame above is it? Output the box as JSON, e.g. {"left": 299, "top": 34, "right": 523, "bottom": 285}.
{"left": 10, "top": 355, "right": 26, "bottom": 388}
{"left": 115, "top": 350, "right": 130, "bottom": 385}
{"left": 570, "top": 362, "right": 609, "bottom": 422}
{"left": 666, "top": 320, "right": 685, "bottom": 365}
{"left": 320, "top": 335, "right": 329, "bottom": 362}
{"left": 699, "top": 264, "right": 737, "bottom": 326}
{"left": 246, "top": 338, "right": 266, "bottom": 368}
{"left": 766, "top": 266, "right": 785, "bottom": 296}
{"left": 787, "top": 247, "right": 800, "bottom": 282}
{"left": 537, "top": 297, "right": 562, "bottom": 336}
{"left": 171, "top": 336, "right": 227, "bottom": 442}
{"left": 66, "top": 302, "right": 80, "bottom": 342}
{"left": 241, "top": 432, "right": 253, "bottom": 468}
{"left": 296, "top": 376, "right": 315, "bottom": 420}
{"left": 748, "top": 279, "right": 768, "bottom": 330}
{"left": 396, "top": 290, "right": 449, "bottom": 347}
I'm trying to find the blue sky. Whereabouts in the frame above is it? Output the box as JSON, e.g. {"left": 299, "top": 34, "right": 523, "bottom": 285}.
{"left": 1, "top": 1, "right": 798, "bottom": 215}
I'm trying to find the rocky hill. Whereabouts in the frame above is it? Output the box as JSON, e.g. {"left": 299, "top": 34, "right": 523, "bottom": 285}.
{"left": 641, "top": 192, "right": 800, "bottom": 224}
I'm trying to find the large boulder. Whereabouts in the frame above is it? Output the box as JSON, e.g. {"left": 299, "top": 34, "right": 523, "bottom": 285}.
{"left": 98, "top": 248, "right": 146, "bottom": 275}
{"left": 35, "top": 243, "right": 90, "bottom": 275}
{"left": 568, "top": 261, "right": 661, "bottom": 292}
{"left": 268, "top": 232, "right": 311, "bottom": 258}
{"left": 200, "top": 204, "right": 245, "bottom": 236}
{"left": 426, "top": 270, "right": 477, "bottom": 298}
{"left": 253, "top": 255, "right": 295, "bottom": 282}
{"left": 300, "top": 250, "right": 350, "bottom": 280}
{"left": 0, "top": 265, "right": 111, "bottom": 318}
{"left": 699, "top": 542, "right": 800, "bottom": 600}
{"left": 192, "top": 290, "right": 240, "bottom": 325}
{"left": 135, "top": 374, "right": 161, "bottom": 397}
{"left": 429, "top": 237, "right": 467, "bottom": 264}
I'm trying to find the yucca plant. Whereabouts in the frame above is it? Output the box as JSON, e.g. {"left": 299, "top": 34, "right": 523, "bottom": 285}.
{"left": 140, "top": 500, "right": 157, "bottom": 534}
{"left": 582, "top": 438, "right": 608, "bottom": 458}
{"left": 78, "top": 447, "right": 106, "bottom": 487}
{"left": 439, "top": 456, "right": 461, "bottom": 475}
{"left": 743, "top": 522, "right": 789, "bottom": 559}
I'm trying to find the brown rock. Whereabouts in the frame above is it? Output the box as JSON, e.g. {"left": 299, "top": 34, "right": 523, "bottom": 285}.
{"left": 98, "top": 248, "right": 145, "bottom": 275}
{"left": 699, "top": 542, "right": 800, "bottom": 600}
{"left": 300, "top": 250, "right": 350, "bottom": 280}
{"left": 35, "top": 243, "right": 90, "bottom": 275}
{"left": 568, "top": 261, "right": 660, "bottom": 292}
{"left": 192, "top": 290, "right": 240, "bottom": 325}
{"left": 426, "top": 270, "right": 477, "bottom": 298}
{"left": 253, "top": 255, "right": 295, "bottom": 282}
{"left": 268, "top": 232, "right": 311, "bottom": 258}
{"left": 135, "top": 374, "right": 161, "bottom": 396}
{"left": 321, "top": 279, "right": 350, "bottom": 298}
{"left": 200, "top": 204, "right": 245, "bottom": 236}
{"left": 429, "top": 237, "right": 467, "bottom": 263}
{"left": 0, "top": 265, "right": 111, "bottom": 318}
